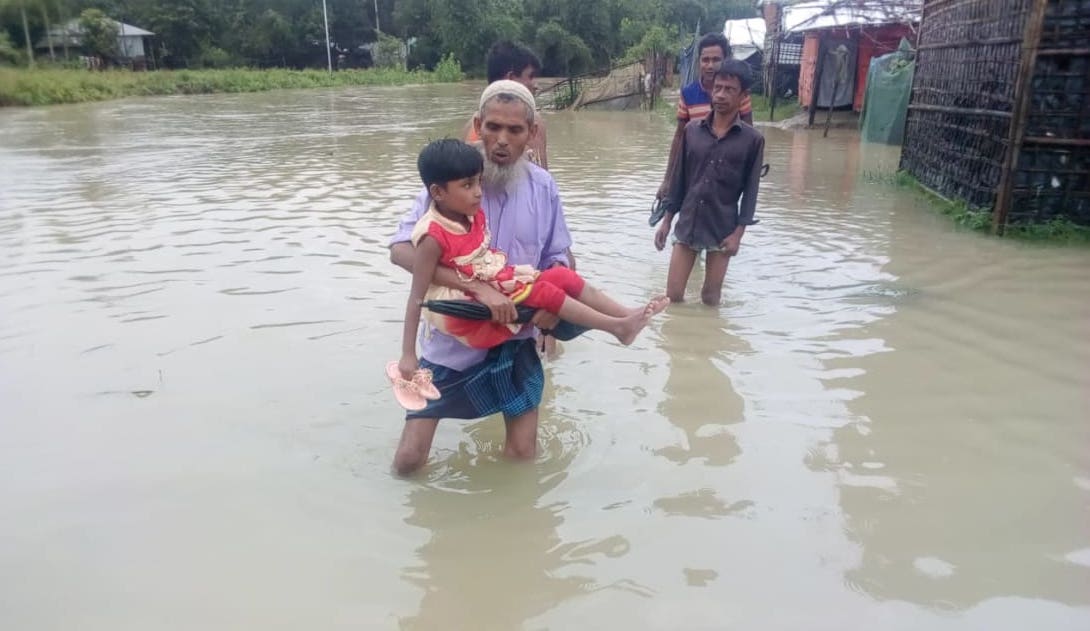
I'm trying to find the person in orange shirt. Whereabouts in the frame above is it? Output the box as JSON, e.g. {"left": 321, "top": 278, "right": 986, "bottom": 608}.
{"left": 463, "top": 41, "right": 548, "bottom": 169}
{"left": 657, "top": 33, "right": 753, "bottom": 201}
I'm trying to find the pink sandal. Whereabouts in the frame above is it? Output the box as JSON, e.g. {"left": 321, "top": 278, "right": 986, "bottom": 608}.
{"left": 411, "top": 368, "right": 441, "bottom": 400}
{"left": 385, "top": 362, "right": 427, "bottom": 411}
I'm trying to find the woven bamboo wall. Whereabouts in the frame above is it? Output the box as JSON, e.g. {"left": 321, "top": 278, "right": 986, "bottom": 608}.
{"left": 901, "top": 0, "right": 1032, "bottom": 211}
{"left": 900, "top": 0, "right": 1090, "bottom": 228}
{"left": 1013, "top": 0, "right": 1090, "bottom": 225}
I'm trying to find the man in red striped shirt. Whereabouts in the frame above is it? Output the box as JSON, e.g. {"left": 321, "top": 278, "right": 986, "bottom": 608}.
{"left": 657, "top": 33, "right": 753, "bottom": 201}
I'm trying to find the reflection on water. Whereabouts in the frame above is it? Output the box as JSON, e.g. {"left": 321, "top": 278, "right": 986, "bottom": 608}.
{"left": 1, "top": 86, "right": 1089, "bottom": 630}
{"left": 818, "top": 198, "right": 1090, "bottom": 611}
{"left": 400, "top": 464, "right": 588, "bottom": 631}
{"left": 655, "top": 306, "right": 745, "bottom": 467}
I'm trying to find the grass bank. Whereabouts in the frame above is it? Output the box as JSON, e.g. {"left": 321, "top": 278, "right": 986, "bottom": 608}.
{"left": 863, "top": 170, "right": 1090, "bottom": 245}
{"left": 0, "top": 57, "right": 463, "bottom": 107}
{"left": 748, "top": 94, "right": 800, "bottom": 123}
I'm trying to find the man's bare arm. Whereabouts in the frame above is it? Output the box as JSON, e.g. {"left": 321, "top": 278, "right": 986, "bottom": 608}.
{"left": 536, "top": 116, "right": 548, "bottom": 170}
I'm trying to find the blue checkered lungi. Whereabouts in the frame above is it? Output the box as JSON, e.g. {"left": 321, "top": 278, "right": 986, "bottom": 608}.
{"left": 405, "top": 339, "right": 544, "bottom": 420}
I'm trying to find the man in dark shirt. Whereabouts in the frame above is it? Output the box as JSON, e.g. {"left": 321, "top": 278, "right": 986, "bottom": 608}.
{"left": 654, "top": 60, "right": 764, "bottom": 306}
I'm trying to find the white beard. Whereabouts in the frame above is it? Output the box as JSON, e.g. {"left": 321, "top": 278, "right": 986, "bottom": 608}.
{"left": 481, "top": 149, "right": 529, "bottom": 194}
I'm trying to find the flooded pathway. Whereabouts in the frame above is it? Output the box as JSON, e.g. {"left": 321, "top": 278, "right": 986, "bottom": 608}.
{"left": 1, "top": 83, "right": 1088, "bottom": 629}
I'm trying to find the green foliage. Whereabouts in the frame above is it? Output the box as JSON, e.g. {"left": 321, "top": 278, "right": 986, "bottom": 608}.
{"left": 622, "top": 24, "right": 679, "bottom": 63}
{"left": 747, "top": 94, "right": 800, "bottom": 122}
{"left": 862, "top": 169, "right": 1090, "bottom": 243}
{"left": 535, "top": 20, "right": 592, "bottom": 76}
{"left": 375, "top": 31, "right": 404, "bottom": 69}
{"left": 939, "top": 200, "right": 992, "bottom": 231}
{"left": 196, "top": 45, "right": 235, "bottom": 69}
{"left": 431, "top": 52, "right": 462, "bottom": 82}
{"left": 78, "top": 8, "right": 118, "bottom": 60}
{"left": 550, "top": 80, "right": 579, "bottom": 109}
{"left": 1004, "top": 218, "right": 1090, "bottom": 243}
{"left": 1, "top": 0, "right": 760, "bottom": 75}
{"left": 0, "top": 30, "right": 20, "bottom": 66}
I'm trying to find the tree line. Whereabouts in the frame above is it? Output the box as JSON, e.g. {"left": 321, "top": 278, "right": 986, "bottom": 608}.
{"left": 1, "top": 0, "right": 756, "bottom": 74}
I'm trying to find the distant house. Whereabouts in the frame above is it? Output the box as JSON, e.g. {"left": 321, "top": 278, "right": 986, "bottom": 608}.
{"left": 761, "top": 0, "right": 921, "bottom": 111}
{"left": 35, "top": 18, "right": 155, "bottom": 69}
{"left": 724, "top": 17, "right": 767, "bottom": 86}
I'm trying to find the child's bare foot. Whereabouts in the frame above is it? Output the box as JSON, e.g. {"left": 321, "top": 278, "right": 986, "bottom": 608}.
{"left": 616, "top": 296, "right": 670, "bottom": 345}
{"left": 644, "top": 295, "right": 671, "bottom": 316}
{"left": 626, "top": 295, "right": 671, "bottom": 318}
{"left": 615, "top": 310, "right": 650, "bottom": 345}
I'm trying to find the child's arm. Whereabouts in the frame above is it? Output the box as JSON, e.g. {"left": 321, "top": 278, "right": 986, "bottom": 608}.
{"left": 399, "top": 236, "right": 443, "bottom": 380}
{"left": 391, "top": 245, "right": 518, "bottom": 323}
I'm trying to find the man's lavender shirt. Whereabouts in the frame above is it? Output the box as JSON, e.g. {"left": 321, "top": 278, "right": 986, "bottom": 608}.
{"left": 388, "top": 162, "right": 573, "bottom": 371}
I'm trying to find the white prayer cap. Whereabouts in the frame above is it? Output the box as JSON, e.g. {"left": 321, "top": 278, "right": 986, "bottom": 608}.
{"left": 478, "top": 79, "right": 536, "bottom": 113}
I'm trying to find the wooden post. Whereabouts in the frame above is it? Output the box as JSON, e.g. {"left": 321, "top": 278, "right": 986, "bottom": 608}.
{"left": 824, "top": 45, "right": 841, "bottom": 138}
{"left": 769, "top": 37, "right": 778, "bottom": 121}
{"left": 809, "top": 36, "right": 825, "bottom": 127}
{"left": 650, "top": 48, "right": 656, "bottom": 111}
{"left": 992, "top": 0, "right": 1048, "bottom": 235}
{"left": 321, "top": 0, "right": 332, "bottom": 76}
{"left": 59, "top": 0, "right": 70, "bottom": 61}
{"left": 41, "top": 3, "right": 55, "bottom": 61}
{"left": 20, "top": 5, "right": 35, "bottom": 68}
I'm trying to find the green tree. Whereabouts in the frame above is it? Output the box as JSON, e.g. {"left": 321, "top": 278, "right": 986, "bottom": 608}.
{"left": 0, "top": 28, "right": 20, "bottom": 64}
{"left": 138, "top": 0, "right": 216, "bottom": 68}
{"left": 534, "top": 21, "right": 592, "bottom": 76}
{"left": 79, "top": 7, "right": 117, "bottom": 61}
{"left": 0, "top": 0, "right": 43, "bottom": 67}
{"left": 0, "top": 0, "right": 758, "bottom": 74}
{"left": 238, "top": 9, "right": 293, "bottom": 65}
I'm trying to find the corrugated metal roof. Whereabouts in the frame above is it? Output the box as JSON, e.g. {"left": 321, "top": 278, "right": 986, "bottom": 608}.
{"left": 724, "top": 18, "right": 767, "bottom": 61}
{"left": 782, "top": 0, "right": 921, "bottom": 34}
{"left": 40, "top": 18, "right": 154, "bottom": 42}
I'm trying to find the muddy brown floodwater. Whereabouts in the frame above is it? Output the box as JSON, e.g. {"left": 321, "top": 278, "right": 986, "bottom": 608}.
{"left": 2, "top": 82, "right": 1088, "bottom": 630}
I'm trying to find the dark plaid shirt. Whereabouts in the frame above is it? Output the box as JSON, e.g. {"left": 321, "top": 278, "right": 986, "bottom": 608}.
{"left": 665, "top": 112, "right": 764, "bottom": 250}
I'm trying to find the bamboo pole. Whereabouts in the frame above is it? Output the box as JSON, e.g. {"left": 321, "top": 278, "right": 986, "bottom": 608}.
{"left": 907, "top": 103, "right": 1013, "bottom": 118}
{"left": 809, "top": 37, "right": 825, "bottom": 127}
{"left": 42, "top": 3, "right": 55, "bottom": 60}
{"left": 916, "top": 36, "right": 1024, "bottom": 51}
{"left": 58, "top": 0, "right": 69, "bottom": 61}
{"left": 768, "top": 37, "right": 778, "bottom": 121}
{"left": 1022, "top": 136, "right": 1090, "bottom": 147}
{"left": 823, "top": 57, "right": 839, "bottom": 138}
{"left": 321, "top": 0, "right": 332, "bottom": 75}
{"left": 992, "top": 0, "right": 1048, "bottom": 235}
{"left": 1037, "top": 48, "right": 1090, "bottom": 56}
{"left": 20, "top": 5, "right": 35, "bottom": 68}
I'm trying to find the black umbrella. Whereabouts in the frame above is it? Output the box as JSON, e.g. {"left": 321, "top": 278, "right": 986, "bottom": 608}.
{"left": 423, "top": 300, "right": 590, "bottom": 341}
{"left": 650, "top": 164, "right": 770, "bottom": 226}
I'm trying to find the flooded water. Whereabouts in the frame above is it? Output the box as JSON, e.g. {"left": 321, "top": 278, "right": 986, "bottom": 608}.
{"left": 2, "top": 83, "right": 1088, "bottom": 630}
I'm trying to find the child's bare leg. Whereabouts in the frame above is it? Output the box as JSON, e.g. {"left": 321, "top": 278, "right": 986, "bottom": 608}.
{"left": 537, "top": 267, "right": 636, "bottom": 318}
{"left": 555, "top": 296, "right": 650, "bottom": 346}
{"left": 573, "top": 284, "right": 641, "bottom": 317}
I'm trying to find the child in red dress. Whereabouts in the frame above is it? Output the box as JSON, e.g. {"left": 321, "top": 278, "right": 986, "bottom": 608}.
{"left": 390, "top": 140, "right": 668, "bottom": 408}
